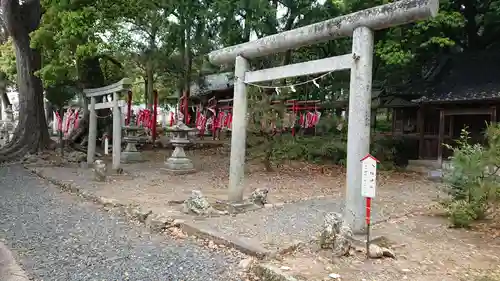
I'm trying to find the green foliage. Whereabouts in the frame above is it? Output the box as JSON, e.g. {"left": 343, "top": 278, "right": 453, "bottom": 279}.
{"left": 371, "top": 135, "right": 398, "bottom": 168}
{"left": 246, "top": 86, "right": 293, "bottom": 170}
{"left": 442, "top": 126, "right": 500, "bottom": 228}
{"left": 274, "top": 135, "right": 347, "bottom": 164}
{"left": 246, "top": 101, "right": 409, "bottom": 170}
{"left": 445, "top": 199, "right": 482, "bottom": 228}
{"left": 374, "top": 118, "right": 392, "bottom": 133}
{"left": 248, "top": 131, "right": 413, "bottom": 169}
{"left": 9, "top": 0, "right": 500, "bottom": 97}
{"left": 0, "top": 39, "right": 17, "bottom": 87}
{"left": 45, "top": 83, "right": 81, "bottom": 108}
{"left": 31, "top": 1, "right": 104, "bottom": 87}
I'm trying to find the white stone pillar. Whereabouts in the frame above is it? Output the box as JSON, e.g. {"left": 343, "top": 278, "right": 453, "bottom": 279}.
{"left": 162, "top": 111, "right": 167, "bottom": 127}
{"left": 121, "top": 106, "right": 126, "bottom": 127}
{"left": 344, "top": 26, "right": 375, "bottom": 233}
{"left": 0, "top": 99, "right": 4, "bottom": 121}
{"left": 87, "top": 97, "right": 97, "bottom": 164}
{"left": 112, "top": 92, "right": 122, "bottom": 170}
{"left": 52, "top": 112, "right": 57, "bottom": 134}
{"left": 228, "top": 56, "right": 250, "bottom": 203}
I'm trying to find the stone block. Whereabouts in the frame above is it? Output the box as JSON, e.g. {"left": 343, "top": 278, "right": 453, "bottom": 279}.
{"left": 121, "top": 151, "right": 144, "bottom": 163}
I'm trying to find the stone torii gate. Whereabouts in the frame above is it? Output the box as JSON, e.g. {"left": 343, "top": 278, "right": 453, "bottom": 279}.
{"left": 84, "top": 78, "right": 132, "bottom": 170}
{"left": 208, "top": 0, "right": 439, "bottom": 232}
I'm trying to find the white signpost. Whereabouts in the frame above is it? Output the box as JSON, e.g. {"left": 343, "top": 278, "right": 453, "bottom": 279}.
{"left": 360, "top": 153, "right": 379, "bottom": 258}
{"left": 103, "top": 133, "right": 109, "bottom": 155}
{"left": 361, "top": 154, "right": 378, "bottom": 198}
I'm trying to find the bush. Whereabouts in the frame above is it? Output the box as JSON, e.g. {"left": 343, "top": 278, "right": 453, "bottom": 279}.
{"left": 371, "top": 135, "right": 416, "bottom": 169}
{"left": 374, "top": 118, "right": 392, "bottom": 133}
{"left": 445, "top": 199, "right": 479, "bottom": 228}
{"left": 269, "top": 135, "right": 347, "bottom": 165}
{"left": 248, "top": 132, "right": 410, "bottom": 169}
{"left": 442, "top": 125, "right": 500, "bottom": 228}
{"left": 245, "top": 98, "right": 412, "bottom": 170}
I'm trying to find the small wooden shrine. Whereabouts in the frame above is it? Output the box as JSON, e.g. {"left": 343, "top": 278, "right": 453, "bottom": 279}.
{"left": 387, "top": 51, "right": 500, "bottom": 163}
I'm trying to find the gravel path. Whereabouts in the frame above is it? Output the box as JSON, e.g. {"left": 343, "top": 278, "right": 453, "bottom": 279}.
{"left": 0, "top": 165, "right": 244, "bottom": 281}
{"left": 198, "top": 199, "right": 383, "bottom": 252}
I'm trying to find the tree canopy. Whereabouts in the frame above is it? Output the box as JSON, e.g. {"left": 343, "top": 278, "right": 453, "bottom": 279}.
{"left": 4, "top": 0, "right": 500, "bottom": 101}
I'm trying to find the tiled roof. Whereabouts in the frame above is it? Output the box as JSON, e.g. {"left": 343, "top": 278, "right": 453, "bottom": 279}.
{"left": 412, "top": 51, "right": 500, "bottom": 103}
{"left": 190, "top": 72, "right": 234, "bottom": 96}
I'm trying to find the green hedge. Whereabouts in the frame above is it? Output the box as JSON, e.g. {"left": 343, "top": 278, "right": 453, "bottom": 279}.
{"left": 247, "top": 133, "right": 413, "bottom": 169}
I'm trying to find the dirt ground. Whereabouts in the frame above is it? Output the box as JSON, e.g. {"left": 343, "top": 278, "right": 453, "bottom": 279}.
{"left": 268, "top": 211, "right": 500, "bottom": 281}
{"left": 29, "top": 148, "right": 500, "bottom": 281}
{"left": 33, "top": 148, "right": 438, "bottom": 217}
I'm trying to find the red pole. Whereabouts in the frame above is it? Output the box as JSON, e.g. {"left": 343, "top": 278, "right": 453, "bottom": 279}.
{"left": 152, "top": 90, "right": 158, "bottom": 145}
{"left": 365, "top": 197, "right": 371, "bottom": 225}
{"left": 292, "top": 100, "right": 297, "bottom": 136}
{"left": 126, "top": 91, "right": 132, "bottom": 125}
{"left": 366, "top": 197, "right": 372, "bottom": 259}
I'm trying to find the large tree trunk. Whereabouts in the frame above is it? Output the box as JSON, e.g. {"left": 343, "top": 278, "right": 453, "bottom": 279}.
{"left": 0, "top": 0, "right": 52, "bottom": 161}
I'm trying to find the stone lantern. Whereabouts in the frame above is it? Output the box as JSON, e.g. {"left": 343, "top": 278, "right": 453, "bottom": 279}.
{"left": 164, "top": 121, "right": 198, "bottom": 174}
{"left": 0, "top": 106, "right": 15, "bottom": 148}
{"left": 121, "top": 126, "right": 149, "bottom": 163}
{"left": 4, "top": 105, "right": 13, "bottom": 122}
{"left": 0, "top": 122, "right": 12, "bottom": 147}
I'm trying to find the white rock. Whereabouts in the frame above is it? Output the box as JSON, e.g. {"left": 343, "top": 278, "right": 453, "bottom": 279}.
{"left": 238, "top": 258, "right": 254, "bottom": 269}
{"left": 329, "top": 273, "right": 341, "bottom": 279}
{"left": 280, "top": 266, "right": 291, "bottom": 270}
{"left": 207, "top": 240, "right": 217, "bottom": 249}
{"left": 368, "top": 244, "right": 384, "bottom": 259}
{"left": 382, "top": 247, "right": 396, "bottom": 258}
{"left": 401, "top": 268, "right": 411, "bottom": 273}
{"left": 99, "top": 197, "right": 119, "bottom": 207}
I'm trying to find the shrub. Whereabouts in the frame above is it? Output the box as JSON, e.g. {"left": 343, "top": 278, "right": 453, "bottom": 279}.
{"left": 374, "top": 118, "right": 392, "bottom": 133}
{"left": 248, "top": 132, "right": 407, "bottom": 169}
{"left": 245, "top": 96, "right": 412, "bottom": 170}
{"left": 269, "top": 135, "right": 347, "bottom": 165}
{"left": 371, "top": 135, "right": 415, "bottom": 169}
{"left": 442, "top": 125, "right": 500, "bottom": 228}
{"left": 445, "top": 199, "right": 479, "bottom": 228}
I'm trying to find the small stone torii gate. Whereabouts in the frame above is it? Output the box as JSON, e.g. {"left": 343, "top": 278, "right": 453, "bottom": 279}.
{"left": 84, "top": 78, "right": 132, "bottom": 170}
{"left": 208, "top": 0, "right": 439, "bottom": 232}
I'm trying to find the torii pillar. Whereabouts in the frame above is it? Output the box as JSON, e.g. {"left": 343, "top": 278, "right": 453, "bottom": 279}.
{"left": 208, "top": 0, "right": 439, "bottom": 232}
